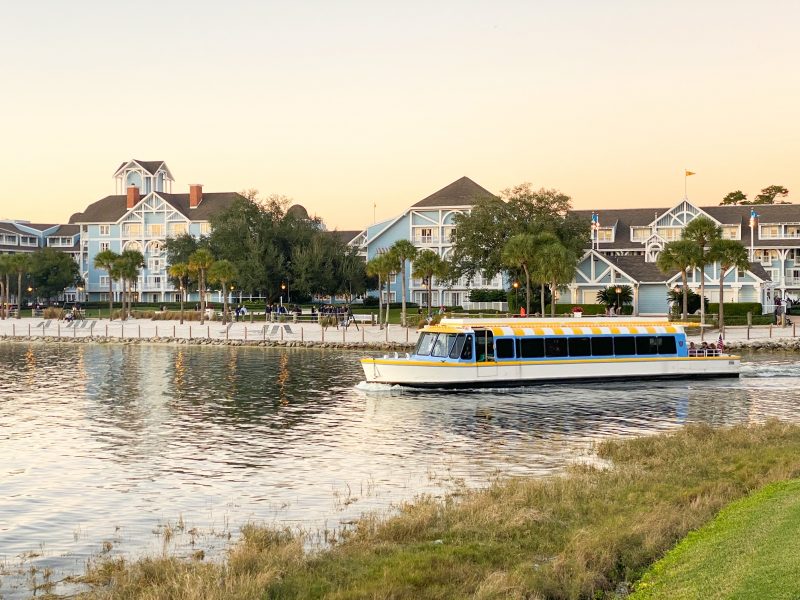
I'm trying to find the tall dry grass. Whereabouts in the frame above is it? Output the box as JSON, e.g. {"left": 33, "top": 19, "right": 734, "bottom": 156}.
{"left": 77, "top": 421, "right": 800, "bottom": 600}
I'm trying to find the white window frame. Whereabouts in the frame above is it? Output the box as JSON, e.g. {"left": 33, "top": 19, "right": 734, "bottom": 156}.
{"left": 147, "top": 223, "right": 164, "bottom": 237}
{"left": 99, "top": 225, "right": 111, "bottom": 236}
{"left": 99, "top": 242, "right": 110, "bottom": 252}
{"left": 168, "top": 222, "right": 188, "bottom": 237}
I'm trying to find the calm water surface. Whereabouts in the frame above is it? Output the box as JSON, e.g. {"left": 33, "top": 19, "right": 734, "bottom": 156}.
{"left": 1, "top": 343, "right": 799, "bottom": 597}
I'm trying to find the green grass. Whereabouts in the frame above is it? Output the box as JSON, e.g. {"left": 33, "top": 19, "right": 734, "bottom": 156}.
{"left": 76, "top": 421, "right": 800, "bottom": 600}
{"left": 631, "top": 478, "right": 800, "bottom": 599}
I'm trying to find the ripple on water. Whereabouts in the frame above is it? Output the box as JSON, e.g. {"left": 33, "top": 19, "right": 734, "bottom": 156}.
{"left": 1, "top": 345, "right": 800, "bottom": 596}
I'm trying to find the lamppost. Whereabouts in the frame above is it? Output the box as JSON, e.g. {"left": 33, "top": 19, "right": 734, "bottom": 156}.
{"left": 615, "top": 286, "right": 621, "bottom": 315}
{"left": 512, "top": 281, "right": 520, "bottom": 313}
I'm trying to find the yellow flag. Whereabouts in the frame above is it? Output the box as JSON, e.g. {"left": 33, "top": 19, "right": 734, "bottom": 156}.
{"left": 685, "top": 170, "right": 696, "bottom": 176}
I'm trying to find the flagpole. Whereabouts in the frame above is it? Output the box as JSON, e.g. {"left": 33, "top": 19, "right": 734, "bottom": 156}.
{"left": 684, "top": 169, "right": 687, "bottom": 199}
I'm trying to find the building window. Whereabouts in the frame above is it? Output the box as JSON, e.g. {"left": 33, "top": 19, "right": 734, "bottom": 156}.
{"left": 147, "top": 224, "right": 164, "bottom": 237}
{"left": 99, "top": 276, "right": 110, "bottom": 286}
{"left": 631, "top": 227, "right": 651, "bottom": 242}
{"left": 122, "top": 223, "right": 142, "bottom": 237}
{"left": 760, "top": 225, "right": 780, "bottom": 239}
{"left": 656, "top": 227, "right": 682, "bottom": 241}
{"left": 786, "top": 226, "right": 800, "bottom": 238}
{"left": 442, "top": 226, "right": 456, "bottom": 243}
{"left": 413, "top": 227, "right": 435, "bottom": 244}
{"left": 148, "top": 258, "right": 162, "bottom": 272}
{"left": 99, "top": 225, "right": 110, "bottom": 236}
{"left": 99, "top": 242, "right": 110, "bottom": 252}
{"left": 168, "top": 222, "right": 188, "bottom": 236}
{"left": 20, "top": 236, "right": 38, "bottom": 246}
{"left": 200, "top": 223, "right": 211, "bottom": 235}
{"left": 149, "top": 241, "right": 162, "bottom": 256}
{"left": 596, "top": 228, "right": 614, "bottom": 242}
{"left": 0, "top": 234, "right": 18, "bottom": 245}
{"left": 721, "top": 225, "right": 740, "bottom": 240}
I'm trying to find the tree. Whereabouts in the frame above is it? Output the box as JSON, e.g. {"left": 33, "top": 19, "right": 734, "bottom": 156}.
{"left": 596, "top": 285, "right": 634, "bottom": 310}
{"left": 337, "top": 248, "right": 367, "bottom": 303}
{"left": 755, "top": 185, "right": 789, "bottom": 204}
{"left": 412, "top": 249, "right": 446, "bottom": 315}
{"left": 168, "top": 262, "right": 190, "bottom": 324}
{"left": 366, "top": 254, "right": 392, "bottom": 327}
{"left": 28, "top": 248, "right": 82, "bottom": 301}
{"left": 208, "top": 260, "right": 238, "bottom": 324}
{"left": 387, "top": 239, "right": 418, "bottom": 326}
{"left": 657, "top": 240, "right": 701, "bottom": 319}
{"left": 502, "top": 234, "right": 537, "bottom": 316}
{"left": 94, "top": 249, "right": 119, "bottom": 319}
{"left": 720, "top": 190, "right": 748, "bottom": 206}
{"left": 383, "top": 251, "right": 401, "bottom": 326}
{"left": 709, "top": 239, "right": 750, "bottom": 335}
{"left": 117, "top": 250, "right": 144, "bottom": 320}
{"left": 9, "top": 254, "right": 30, "bottom": 318}
{"left": 188, "top": 248, "right": 215, "bottom": 324}
{"left": 538, "top": 239, "right": 578, "bottom": 317}
{"left": 682, "top": 217, "right": 722, "bottom": 326}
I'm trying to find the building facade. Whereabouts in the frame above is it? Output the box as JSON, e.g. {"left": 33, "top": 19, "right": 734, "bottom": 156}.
{"left": 72, "top": 159, "right": 244, "bottom": 303}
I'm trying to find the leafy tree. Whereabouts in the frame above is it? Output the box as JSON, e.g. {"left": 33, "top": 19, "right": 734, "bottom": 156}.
{"left": 667, "top": 287, "right": 705, "bottom": 316}
{"left": 387, "top": 239, "right": 418, "bottom": 326}
{"left": 709, "top": 239, "right": 750, "bottom": 334}
{"left": 93, "top": 249, "right": 119, "bottom": 319}
{"left": 501, "top": 234, "right": 537, "bottom": 316}
{"left": 164, "top": 233, "right": 205, "bottom": 267}
{"left": 28, "top": 248, "right": 82, "bottom": 301}
{"left": 188, "top": 248, "right": 215, "bottom": 324}
{"left": 657, "top": 240, "right": 701, "bottom": 319}
{"left": 167, "top": 262, "right": 190, "bottom": 324}
{"left": 0, "top": 254, "right": 11, "bottom": 319}
{"left": 337, "top": 247, "right": 367, "bottom": 303}
{"left": 682, "top": 217, "right": 722, "bottom": 326}
{"left": 720, "top": 190, "right": 748, "bottom": 206}
{"left": 208, "top": 260, "right": 238, "bottom": 324}
{"left": 412, "top": 249, "right": 446, "bottom": 315}
{"left": 755, "top": 185, "right": 789, "bottom": 204}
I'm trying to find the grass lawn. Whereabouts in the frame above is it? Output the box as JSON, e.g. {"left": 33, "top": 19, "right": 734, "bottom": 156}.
{"left": 77, "top": 421, "right": 800, "bottom": 600}
{"left": 631, "top": 478, "right": 800, "bottom": 599}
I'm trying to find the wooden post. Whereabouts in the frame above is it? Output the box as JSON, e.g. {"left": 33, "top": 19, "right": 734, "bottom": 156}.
{"left": 13, "top": 323, "right": 16, "bottom": 336}
{"left": 747, "top": 325, "right": 750, "bottom": 340}
{"left": 342, "top": 327, "right": 345, "bottom": 343}
{"left": 173, "top": 325, "right": 176, "bottom": 337}
{"left": 27, "top": 323, "right": 30, "bottom": 336}
{"left": 121, "top": 324, "right": 124, "bottom": 339}
{"left": 770, "top": 324, "right": 773, "bottom": 338}
{"left": 322, "top": 326, "right": 325, "bottom": 343}
{"left": 155, "top": 325, "right": 158, "bottom": 337}
{"left": 406, "top": 327, "right": 409, "bottom": 342}
{"left": 301, "top": 327, "right": 304, "bottom": 342}
{"left": 105, "top": 324, "right": 108, "bottom": 336}
{"left": 207, "top": 325, "right": 210, "bottom": 339}
{"left": 244, "top": 327, "right": 247, "bottom": 341}
{"left": 73, "top": 323, "right": 76, "bottom": 338}
{"left": 138, "top": 325, "right": 141, "bottom": 339}
{"left": 385, "top": 322, "right": 388, "bottom": 341}
{"left": 226, "top": 326, "right": 229, "bottom": 340}
{"left": 263, "top": 326, "right": 266, "bottom": 341}
{"left": 361, "top": 327, "right": 364, "bottom": 343}
{"left": 794, "top": 322, "right": 796, "bottom": 338}
{"left": 189, "top": 325, "right": 192, "bottom": 339}
{"left": 281, "top": 326, "right": 284, "bottom": 341}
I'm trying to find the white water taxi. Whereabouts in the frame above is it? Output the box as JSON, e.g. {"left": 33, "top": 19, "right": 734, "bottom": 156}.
{"left": 361, "top": 317, "right": 740, "bottom": 388}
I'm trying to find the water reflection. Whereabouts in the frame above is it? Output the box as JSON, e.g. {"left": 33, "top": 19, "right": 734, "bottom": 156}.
{"left": 0, "top": 345, "right": 799, "bottom": 598}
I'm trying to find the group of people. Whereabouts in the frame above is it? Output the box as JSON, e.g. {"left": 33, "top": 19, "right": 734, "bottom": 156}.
{"left": 688, "top": 341, "right": 722, "bottom": 357}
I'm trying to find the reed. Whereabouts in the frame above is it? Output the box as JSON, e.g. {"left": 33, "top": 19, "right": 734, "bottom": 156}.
{"left": 77, "top": 421, "right": 800, "bottom": 599}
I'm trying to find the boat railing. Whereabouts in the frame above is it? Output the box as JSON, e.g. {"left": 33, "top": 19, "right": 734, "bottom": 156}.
{"left": 687, "top": 348, "right": 723, "bottom": 357}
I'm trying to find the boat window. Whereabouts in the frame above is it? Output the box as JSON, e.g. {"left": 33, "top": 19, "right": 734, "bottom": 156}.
{"left": 496, "top": 338, "right": 515, "bottom": 359}
{"left": 636, "top": 336, "right": 659, "bottom": 355}
{"left": 591, "top": 336, "right": 614, "bottom": 356}
{"left": 431, "top": 333, "right": 457, "bottom": 357}
{"left": 415, "top": 332, "right": 436, "bottom": 356}
{"left": 449, "top": 334, "right": 467, "bottom": 359}
{"left": 519, "top": 337, "right": 545, "bottom": 358}
{"left": 658, "top": 336, "right": 677, "bottom": 354}
{"left": 568, "top": 337, "right": 591, "bottom": 357}
{"left": 461, "top": 335, "right": 474, "bottom": 360}
{"left": 614, "top": 336, "right": 636, "bottom": 356}
{"left": 475, "top": 330, "right": 494, "bottom": 361}
{"left": 545, "top": 338, "right": 568, "bottom": 358}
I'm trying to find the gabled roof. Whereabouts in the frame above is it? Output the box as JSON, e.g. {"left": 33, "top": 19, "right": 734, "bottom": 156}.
{"left": 72, "top": 191, "right": 246, "bottom": 223}
{"left": 48, "top": 224, "right": 80, "bottom": 236}
{"left": 327, "top": 230, "right": 362, "bottom": 245}
{"left": 113, "top": 159, "right": 173, "bottom": 179}
{"left": 411, "top": 176, "right": 497, "bottom": 208}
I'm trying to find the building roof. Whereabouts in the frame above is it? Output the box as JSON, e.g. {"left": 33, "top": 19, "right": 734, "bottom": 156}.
{"left": 286, "top": 204, "right": 310, "bottom": 219}
{"left": 411, "top": 176, "right": 497, "bottom": 208}
{"left": 600, "top": 253, "right": 771, "bottom": 284}
{"left": 328, "top": 230, "right": 362, "bottom": 245}
{"left": 49, "top": 224, "right": 80, "bottom": 236}
{"left": 115, "top": 159, "right": 166, "bottom": 176}
{"left": 71, "top": 191, "right": 245, "bottom": 223}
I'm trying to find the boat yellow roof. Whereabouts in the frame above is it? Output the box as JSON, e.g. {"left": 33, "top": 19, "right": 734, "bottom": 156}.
{"left": 422, "top": 317, "right": 688, "bottom": 336}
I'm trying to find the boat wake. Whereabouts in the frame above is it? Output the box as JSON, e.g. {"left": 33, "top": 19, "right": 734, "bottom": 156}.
{"left": 355, "top": 381, "right": 403, "bottom": 393}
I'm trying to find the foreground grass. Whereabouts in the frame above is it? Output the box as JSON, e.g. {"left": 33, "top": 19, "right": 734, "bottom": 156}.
{"left": 78, "top": 421, "right": 800, "bottom": 600}
{"left": 631, "top": 478, "right": 800, "bottom": 599}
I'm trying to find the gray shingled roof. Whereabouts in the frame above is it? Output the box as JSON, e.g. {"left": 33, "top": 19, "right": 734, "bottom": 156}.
{"left": 602, "top": 254, "right": 771, "bottom": 284}
{"left": 72, "top": 191, "right": 245, "bottom": 223}
{"left": 49, "top": 224, "right": 80, "bottom": 236}
{"left": 412, "top": 177, "right": 498, "bottom": 208}
{"left": 327, "top": 230, "right": 361, "bottom": 245}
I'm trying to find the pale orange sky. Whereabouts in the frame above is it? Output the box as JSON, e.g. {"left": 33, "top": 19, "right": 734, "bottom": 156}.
{"left": 1, "top": 1, "right": 798, "bottom": 231}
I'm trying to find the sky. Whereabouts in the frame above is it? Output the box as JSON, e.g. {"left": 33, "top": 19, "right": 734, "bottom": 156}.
{"left": 1, "top": 0, "right": 799, "bottom": 231}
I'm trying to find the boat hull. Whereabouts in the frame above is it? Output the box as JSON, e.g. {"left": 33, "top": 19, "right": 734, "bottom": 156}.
{"left": 360, "top": 356, "right": 740, "bottom": 388}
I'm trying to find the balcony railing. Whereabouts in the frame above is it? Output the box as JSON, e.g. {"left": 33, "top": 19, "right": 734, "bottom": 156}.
{"left": 413, "top": 236, "right": 439, "bottom": 245}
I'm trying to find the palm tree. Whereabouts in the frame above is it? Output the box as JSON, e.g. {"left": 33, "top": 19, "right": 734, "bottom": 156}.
{"left": 0, "top": 254, "right": 11, "bottom": 319}
{"left": 387, "top": 239, "right": 418, "bottom": 326}
{"left": 595, "top": 285, "right": 634, "bottom": 310}
{"left": 10, "top": 254, "right": 30, "bottom": 319}
{"left": 94, "top": 249, "right": 119, "bottom": 320}
{"left": 383, "top": 251, "right": 401, "bottom": 326}
{"left": 188, "top": 248, "right": 215, "bottom": 324}
{"left": 118, "top": 250, "right": 145, "bottom": 320}
{"left": 709, "top": 239, "right": 750, "bottom": 335}
{"left": 526, "top": 232, "right": 565, "bottom": 316}
{"left": 412, "top": 249, "right": 446, "bottom": 315}
{"left": 366, "top": 254, "right": 391, "bottom": 327}
{"left": 682, "top": 217, "right": 722, "bottom": 326}
{"left": 539, "top": 240, "right": 577, "bottom": 317}
{"left": 657, "top": 240, "right": 700, "bottom": 319}
{"left": 208, "top": 260, "right": 237, "bottom": 324}
{"left": 168, "top": 262, "right": 190, "bottom": 324}
{"left": 502, "top": 234, "right": 537, "bottom": 316}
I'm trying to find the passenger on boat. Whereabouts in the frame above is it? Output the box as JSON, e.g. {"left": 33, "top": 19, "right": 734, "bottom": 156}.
{"left": 688, "top": 341, "right": 696, "bottom": 356}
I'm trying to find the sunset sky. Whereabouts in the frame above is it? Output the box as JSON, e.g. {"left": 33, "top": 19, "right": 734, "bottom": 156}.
{"left": 1, "top": 0, "right": 798, "bottom": 231}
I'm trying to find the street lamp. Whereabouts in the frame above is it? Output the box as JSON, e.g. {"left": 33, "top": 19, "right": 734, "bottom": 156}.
{"left": 615, "top": 286, "right": 621, "bottom": 315}
{"left": 512, "top": 281, "right": 520, "bottom": 313}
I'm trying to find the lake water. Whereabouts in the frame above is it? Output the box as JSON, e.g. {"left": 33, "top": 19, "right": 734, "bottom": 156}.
{"left": 1, "top": 343, "right": 799, "bottom": 597}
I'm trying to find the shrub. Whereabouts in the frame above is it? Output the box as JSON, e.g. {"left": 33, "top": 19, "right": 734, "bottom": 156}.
{"left": 43, "top": 307, "right": 64, "bottom": 319}
{"left": 707, "top": 302, "right": 762, "bottom": 316}
{"left": 551, "top": 303, "right": 626, "bottom": 315}
{"left": 361, "top": 296, "right": 379, "bottom": 307}
{"left": 469, "top": 289, "right": 507, "bottom": 302}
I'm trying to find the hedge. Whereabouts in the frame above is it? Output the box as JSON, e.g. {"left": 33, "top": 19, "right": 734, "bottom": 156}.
{"left": 707, "top": 302, "right": 762, "bottom": 316}
{"left": 550, "top": 303, "right": 633, "bottom": 316}
{"left": 469, "top": 289, "right": 507, "bottom": 302}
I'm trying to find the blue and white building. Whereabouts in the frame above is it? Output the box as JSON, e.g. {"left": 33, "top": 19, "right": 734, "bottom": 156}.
{"left": 72, "top": 159, "right": 244, "bottom": 303}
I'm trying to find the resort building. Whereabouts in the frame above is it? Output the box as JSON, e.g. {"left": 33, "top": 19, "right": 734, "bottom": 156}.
{"left": 71, "top": 159, "right": 245, "bottom": 303}
{"left": 348, "top": 177, "right": 504, "bottom": 307}
{"left": 350, "top": 184, "right": 785, "bottom": 315}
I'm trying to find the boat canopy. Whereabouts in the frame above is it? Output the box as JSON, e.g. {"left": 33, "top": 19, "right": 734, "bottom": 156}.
{"left": 424, "top": 317, "right": 686, "bottom": 336}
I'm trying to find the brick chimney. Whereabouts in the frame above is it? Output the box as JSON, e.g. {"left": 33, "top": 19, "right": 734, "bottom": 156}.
{"left": 126, "top": 185, "right": 140, "bottom": 209}
{"left": 189, "top": 184, "right": 203, "bottom": 208}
